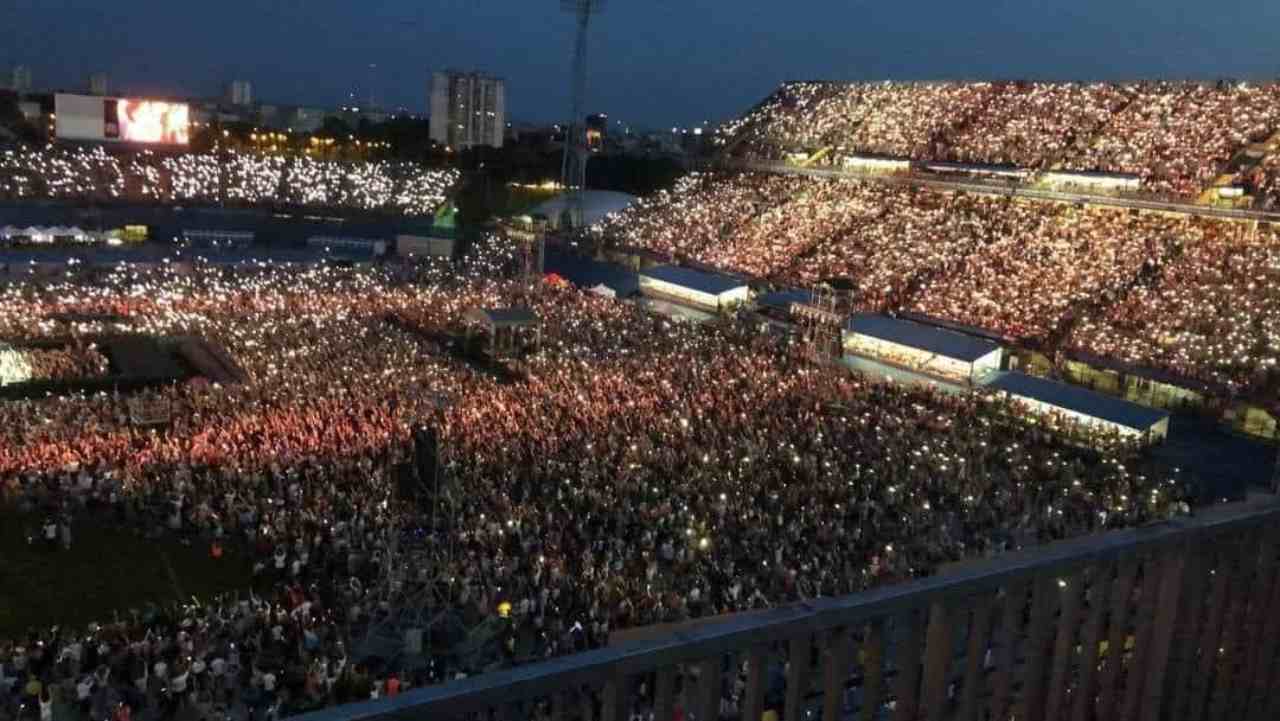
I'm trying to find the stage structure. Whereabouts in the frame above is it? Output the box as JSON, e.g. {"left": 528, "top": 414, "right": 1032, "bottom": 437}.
{"left": 558, "top": 0, "right": 606, "bottom": 228}
{"left": 128, "top": 394, "right": 174, "bottom": 427}
{"left": 795, "top": 282, "right": 844, "bottom": 362}
{"left": 464, "top": 308, "right": 543, "bottom": 362}
{"left": 359, "top": 392, "right": 472, "bottom": 667}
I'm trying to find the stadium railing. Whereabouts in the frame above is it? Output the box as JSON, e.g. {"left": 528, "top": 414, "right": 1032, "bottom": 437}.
{"left": 292, "top": 496, "right": 1280, "bottom": 721}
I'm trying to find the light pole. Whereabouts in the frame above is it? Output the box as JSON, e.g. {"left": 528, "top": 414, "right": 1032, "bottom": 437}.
{"left": 559, "top": 0, "right": 606, "bottom": 229}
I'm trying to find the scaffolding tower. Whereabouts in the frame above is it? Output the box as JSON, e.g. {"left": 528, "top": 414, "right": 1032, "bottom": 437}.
{"left": 359, "top": 392, "right": 465, "bottom": 667}
{"left": 794, "top": 283, "right": 844, "bottom": 362}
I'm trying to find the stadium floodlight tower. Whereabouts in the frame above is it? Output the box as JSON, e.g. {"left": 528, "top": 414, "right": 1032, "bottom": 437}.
{"left": 559, "top": 0, "right": 605, "bottom": 229}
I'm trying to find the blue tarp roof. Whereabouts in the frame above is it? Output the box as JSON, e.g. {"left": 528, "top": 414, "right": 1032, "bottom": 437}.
{"left": 845, "top": 314, "right": 1000, "bottom": 362}
{"left": 544, "top": 250, "right": 639, "bottom": 297}
{"left": 755, "top": 290, "right": 811, "bottom": 311}
{"left": 986, "top": 372, "right": 1170, "bottom": 431}
{"left": 640, "top": 265, "right": 747, "bottom": 296}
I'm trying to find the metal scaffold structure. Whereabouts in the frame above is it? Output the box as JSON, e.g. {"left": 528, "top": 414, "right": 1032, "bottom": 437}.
{"left": 796, "top": 282, "right": 844, "bottom": 362}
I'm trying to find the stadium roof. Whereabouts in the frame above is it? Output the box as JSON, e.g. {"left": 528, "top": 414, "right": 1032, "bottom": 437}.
{"left": 532, "top": 190, "right": 638, "bottom": 227}
{"left": 845, "top": 314, "right": 1000, "bottom": 362}
{"left": 986, "top": 372, "right": 1170, "bottom": 431}
{"left": 640, "top": 265, "right": 748, "bottom": 297}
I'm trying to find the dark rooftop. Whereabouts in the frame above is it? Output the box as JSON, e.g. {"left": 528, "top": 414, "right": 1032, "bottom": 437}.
{"left": 845, "top": 314, "right": 1001, "bottom": 362}
{"left": 640, "top": 265, "right": 748, "bottom": 297}
{"left": 986, "top": 371, "right": 1170, "bottom": 431}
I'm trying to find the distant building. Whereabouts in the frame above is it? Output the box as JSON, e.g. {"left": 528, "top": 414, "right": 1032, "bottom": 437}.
{"left": 226, "top": 80, "right": 253, "bottom": 106}
{"left": 586, "top": 113, "right": 608, "bottom": 150}
{"left": 17, "top": 101, "right": 42, "bottom": 122}
{"left": 9, "top": 65, "right": 32, "bottom": 93}
{"left": 88, "top": 73, "right": 109, "bottom": 96}
{"left": 428, "top": 71, "right": 505, "bottom": 150}
{"left": 339, "top": 106, "right": 389, "bottom": 126}
{"left": 256, "top": 104, "right": 280, "bottom": 127}
{"left": 285, "top": 107, "right": 326, "bottom": 134}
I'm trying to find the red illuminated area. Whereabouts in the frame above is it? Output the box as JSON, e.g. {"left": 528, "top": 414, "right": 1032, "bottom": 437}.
{"left": 117, "top": 99, "right": 189, "bottom": 144}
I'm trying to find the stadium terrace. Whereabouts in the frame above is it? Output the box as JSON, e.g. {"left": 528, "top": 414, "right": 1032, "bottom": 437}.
{"left": 0, "top": 147, "right": 460, "bottom": 216}
{"left": 718, "top": 80, "right": 1280, "bottom": 199}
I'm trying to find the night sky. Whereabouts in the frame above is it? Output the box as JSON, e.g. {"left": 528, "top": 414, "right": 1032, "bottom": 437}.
{"left": 6, "top": 0, "right": 1280, "bottom": 129}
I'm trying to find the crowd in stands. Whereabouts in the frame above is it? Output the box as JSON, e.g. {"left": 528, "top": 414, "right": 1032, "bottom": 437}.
{"left": 591, "top": 171, "right": 1280, "bottom": 392}
{"left": 0, "top": 147, "right": 459, "bottom": 216}
{"left": 1068, "top": 222, "right": 1280, "bottom": 394}
{"left": 719, "top": 80, "right": 1280, "bottom": 196}
{"left": 0, "top": 240, "right": 1189, "bottom": 720}
{"left": 939, "top": 82, "right": 1128, "bottom": 169}
{"left": 907, "top": 204, "right": 1173, "bottom": 341}
{"left": 1244, "top": 151, "right": 1280, "bottom": 210}
{"left": 17, "top": 345, "right": 111, "bottom": 382}
{"left": 1061, "top": 82, "right": 1280, "bottom": 197}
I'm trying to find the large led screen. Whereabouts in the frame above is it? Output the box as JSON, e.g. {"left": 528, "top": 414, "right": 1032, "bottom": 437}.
{"left": 55, "top": 94, "right": 189, "bottom": 145}
{"left": 111, "top": 99, "right": 189, "bottom": 144}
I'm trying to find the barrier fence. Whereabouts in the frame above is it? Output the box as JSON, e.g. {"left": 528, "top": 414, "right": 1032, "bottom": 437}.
{"left": 293, "top": 498, "right": 1280, "bottom": 721}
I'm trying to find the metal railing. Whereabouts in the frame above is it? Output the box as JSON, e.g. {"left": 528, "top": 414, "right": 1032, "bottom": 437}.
{"left": 297, "top": 500, "right": 1280, "bottom": 721}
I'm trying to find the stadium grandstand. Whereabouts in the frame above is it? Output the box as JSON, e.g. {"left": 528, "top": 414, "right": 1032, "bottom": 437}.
{"left": 715, "top": 80, "right": 1280, "bottom": 200}
{"left": 0, "top": 146, "right": 460, "bottom": 216}
{"left": 588, "top": 167, "right": 1280, "bottom": 405}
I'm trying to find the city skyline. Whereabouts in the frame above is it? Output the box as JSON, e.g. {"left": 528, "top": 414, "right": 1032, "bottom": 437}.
{"left": 5, "top": 0, "right": 1280, "bottom": 128}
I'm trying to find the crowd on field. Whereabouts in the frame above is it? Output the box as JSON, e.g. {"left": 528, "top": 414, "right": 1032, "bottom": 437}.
{"left": 0, "top": 237, "right": 1190, "bottom": 720}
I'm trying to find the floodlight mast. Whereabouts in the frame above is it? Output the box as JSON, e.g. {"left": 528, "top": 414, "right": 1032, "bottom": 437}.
{"left": 559, "top": 0, "right": 605, "bottom": 228}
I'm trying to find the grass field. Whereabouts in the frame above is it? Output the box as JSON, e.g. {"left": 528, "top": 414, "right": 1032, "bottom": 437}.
{"left": 0, "top": 508, "right": 253, "bottom": 638}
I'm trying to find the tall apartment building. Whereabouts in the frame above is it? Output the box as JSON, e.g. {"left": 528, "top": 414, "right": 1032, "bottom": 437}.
{"left": 428, "top": 71, "right": 505, "bottom": 150}
{"left": 9, "top": 65, "right": 32, "bottom": 93}
{"left": 226, "top": 80, "right": 253, "bottom": 106}
{"left": 88, "top": 72, "right": 109, "bottom": 96}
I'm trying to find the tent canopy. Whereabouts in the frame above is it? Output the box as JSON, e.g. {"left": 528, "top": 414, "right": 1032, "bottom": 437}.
{"left": 464, "top": 308, "right": 540, "bottom": 329}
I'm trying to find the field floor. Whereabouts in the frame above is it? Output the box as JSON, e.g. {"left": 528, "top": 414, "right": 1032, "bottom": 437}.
{"left": 0, "top": 507, "right": 252, "bottom": 638}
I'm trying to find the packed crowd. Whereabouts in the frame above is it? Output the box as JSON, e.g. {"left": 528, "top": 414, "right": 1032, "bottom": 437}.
{"left": 0, "top": 343, "right": 110, "bottom": 387}
{"left": 719, "top": 80, "right": 1280, "bottom": 196}
{"left": 1068, "top": 222, "right": 1280, "bottom": 394}
{"left": 938, "top": 82, "right": 1128, "bottom": 169}
{"left": 592, "top": 170, "right": 1280, "bottom": 389}
{"left": 14, "top": 345, "right": 110, "bottom": 383}
{"left": 0, "top": 242, "right": 1190, "bottom": 720}
{"left": 906, "top": 203, "right": 1174, "bottom": 341}
{"left": 0, "top": 147, "right": 460, "bottom": 216}
{"left": 1244, "top": 151, "right": 1280, "bottom": 210}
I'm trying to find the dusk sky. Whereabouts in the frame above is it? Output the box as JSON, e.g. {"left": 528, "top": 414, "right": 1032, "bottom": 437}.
{"left": 6, "top": 0, "right": 1280, "bottom": 129}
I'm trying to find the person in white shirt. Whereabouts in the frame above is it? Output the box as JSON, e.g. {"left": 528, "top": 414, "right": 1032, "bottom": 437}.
{"left": 76, "top": 675, "right": 94, "bottom": 714}
{"left": 38, "top": 690, "right": 52, "bottom": 721}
